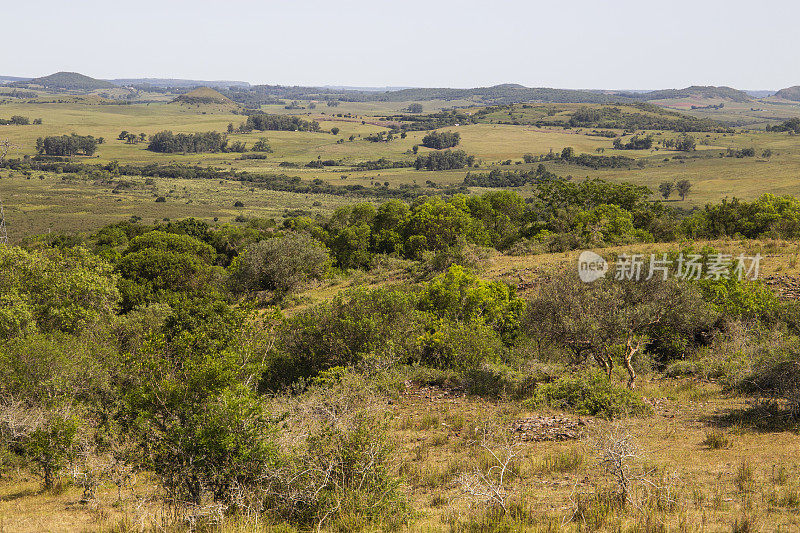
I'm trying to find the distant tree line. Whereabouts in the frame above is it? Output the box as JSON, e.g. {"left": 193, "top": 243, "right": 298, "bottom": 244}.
{"left": 565, "top": 104, "right": 731, "bottom": 133}
{"left": 147, "top": 131, "right": 228, "bottom": 153}
{"left": 613, "top": 135, "right": 654, "bottom": 150}
{"left": 463, "top": 164, "right": 558, "bottom": 187}
{"left": 0, "top": 158, "right": 468, "bottom": 200}
{"left": 766, "top": 118, "right": 800, "bottom": 134}
{"left": 354, "top": 158, "right": 413, "bottom": 171}
{"left": 241, "top": 114, "right": 320, "bottom": 132}
{"left": 383, "top": 110, "right": 475, "bottom": 132}
{"left": 0, "top": 116, "right": 41, "bottom": 125}
{"left": 522, "top": 148, "right": 633, "bottom": 169}
{"left": 36, "top": 135, "right": 97, "bottom": 156}
{"left": 414, "top": 150, "right": 475, "bottom": 171}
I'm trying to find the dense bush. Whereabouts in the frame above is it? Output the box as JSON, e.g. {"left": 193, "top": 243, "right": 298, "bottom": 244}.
{"left": 0, "top": 246, "right": 119, "bottom": 338}
{"left": 147, "top": 130, "right": 227, "bottom": 153}
{"left": 120, "top": 306, "right": 279, "bottom": 505}
{"left": 421, "top": 130, "right": 461, "bottom": 149}
{"left": 229, "top": 233, "right": 331, "bottom": 297}
{"left": 737, "top": 344, "right": 800, "bottom": 419}
{"left": 419, "top": 265, "right": 524, "bottom": 343}
{"left": 414, "top": 149, "right": 474, "bottom": 170}
{"left": 613, "top": 134, "right": 654, "bottom": 150}
{"left": 526, "top": 371, "right": 652, "bottom": 419}
{"left": 264, "top": 287, "right": 426, "bottom": 390}
{"left": 416, "top": 320, "right": 501, "bottom": 372}
{"left": 116, "top": 230, "right": 222, "bottom": 310}
{"left": 35, "top": 134, "right": 97, "bottom": 156}
{"left": 243, "top": 114, "right": 321, "bottom": 132}
{"left": 682, "top": 194, "right": 800, "bottom": 240}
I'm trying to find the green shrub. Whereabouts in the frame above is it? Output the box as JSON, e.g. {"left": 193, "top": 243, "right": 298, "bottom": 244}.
{"left": 697, "top": 276, "right": 780, "bottom": 324}
{"left": 736, "top": 342, "right": 800, "bottom": 419}
{"left": 0, "top": 245, "right": 119, "bottom": 337}
{"left": 702, "top": 430, "right": 733, "bottom": 450}
{"left": 264, "top": 287, "right": 427, "bottom": 390}
{"left": 23, "top": 411, "right": 79, "bottom": 489}
{"left": 0, "top": 332, "right": 115, "bottom": 405}
{"left": 229, "top": 233, "right": 331, "bottom": 297}
{"left": 418, "top": 265, "right": 524, "bottom": 343}
{"left": 525, "top": 371, "right": 652, "bottom": 419}
{"left": 416, "top": 320, "right": 502, "bottom": 373}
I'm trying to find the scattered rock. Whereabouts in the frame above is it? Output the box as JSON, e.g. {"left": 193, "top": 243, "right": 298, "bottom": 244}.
{"left": 764, "top": 275, "right": 800, "bottom": 300}
{"left": 511, "top": 415, "right": 589, "bottom": 441}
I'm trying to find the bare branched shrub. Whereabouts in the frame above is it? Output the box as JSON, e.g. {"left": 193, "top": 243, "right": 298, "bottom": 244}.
{"left": 593, "top": 424, "right": 641, "bottom": 504}
{"left": 457, "top": 424, "right": 521, "bottom": 514}
{"left": 264, "top": 372, "right": 410, "bottom": 531}
{"left": 567, "top": 423, "right": 682, "bottom": 529}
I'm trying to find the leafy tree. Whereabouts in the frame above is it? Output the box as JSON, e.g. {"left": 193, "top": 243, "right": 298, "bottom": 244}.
{"left": 243, "top": 114, "right": 320, "bottom": 132}
{"left": 330, "top": 127, "right": 340, "bottom": 135}
{"left": 251, "top": 137, "right": 273, "bottom": 152}
{"left": 414, "top": 149, "right": 473, "bottom": 170}
{"left": 676, "top": 179, "right": 691, "bottom": 201}
{"left": 23, "top": 412, "right": 78, "bottom": 489}
{"left": 658, "top": 181, "right": 674, "bottom": 200}
{"left": 0, "top": 246, "right": 119, "bottom": 338}
{"left": 230, "top": 233, "right": 331, "bottom": 297}
{"left": 147, "top": 131, "right": 227, "bottom": 153}
{"left": 526, "top": 273, "right": 714, "bottom": 388}
{"left": 35, "top": 135, "right": 97, "bottom": 156}
{"left": 120, "top": 304, "right": 279, "bottom": 504}
{"left": 421, "top": 131, "right": 460, "bottom": 149}
{"left": 674, "top": 133, "right": 696, "bottom": 151}
{"left": 116, "top": 231, "right": 220, "bottom": 310}
{"left": 418, "top": 265, "right": 524, "bottom": 343}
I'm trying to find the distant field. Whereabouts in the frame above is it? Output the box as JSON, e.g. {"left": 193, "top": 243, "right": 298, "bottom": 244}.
{"left": 0, "top": 171, "right": 362, "bottom": 240}
{"left": 3, "top": 98, "right": 800, "bottom": 239}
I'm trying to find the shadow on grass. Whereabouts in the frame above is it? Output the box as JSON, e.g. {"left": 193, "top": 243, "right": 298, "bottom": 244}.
{"left": 0, "top": 486, "right": 43, "bottom": 502}
{"left": 705, "top": 399, "right": 800, "bottom": 433}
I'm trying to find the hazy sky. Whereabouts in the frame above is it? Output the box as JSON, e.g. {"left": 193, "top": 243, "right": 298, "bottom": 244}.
{"left": 4, "top": 0, "right": 799, "bottom": 89}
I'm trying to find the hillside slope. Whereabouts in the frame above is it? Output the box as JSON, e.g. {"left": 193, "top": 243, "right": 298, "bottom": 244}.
{"left": 637, "top": 85, "right": 752, "bottom": 102}
{"left": 772, "top": 86, "right": 800, "bottom": 102}
{"left": 10, "top": 71, "right": 116, "bottom": 91}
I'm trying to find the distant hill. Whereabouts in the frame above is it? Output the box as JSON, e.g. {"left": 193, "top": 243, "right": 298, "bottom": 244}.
{"left": 10, "top": 72, "right": 116, "bottom": 91}
{"left": 369, "top": 84, "right": 635, "bottom": 104}
{"left": 170, "top": 87, "right": 238, "bottom": 109}
{"left": 0, "top": 75, "right": 30, "bottom": 85}
{"left": 112, "top": 78, "right": 250, "bottom": 88}
{"left": 772, "top": 86, "right": 800, "bottom": 102}
{"left": 636, "top": 86, "right": 752, "bottom": 102}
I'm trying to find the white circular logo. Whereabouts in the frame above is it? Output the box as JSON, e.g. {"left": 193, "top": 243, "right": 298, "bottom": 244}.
{"left": 578, "top": 251, "right": 608, "bottom": 283}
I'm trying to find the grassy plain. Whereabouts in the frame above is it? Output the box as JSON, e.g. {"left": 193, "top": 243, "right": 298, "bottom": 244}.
{"left": 2, "top": 97, "right": 800, "bottom": 238}
{"left": 0, "top": 97, "right": 800, "bottom": 242}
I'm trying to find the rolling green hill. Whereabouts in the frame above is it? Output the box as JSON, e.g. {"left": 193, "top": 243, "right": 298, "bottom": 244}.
{"left": 773, "top": 86, "right": 800, "bottom": 102}
{"left": 10, "top": 71, "right": 117, "bottom": 91}
{"left": 637, "top": 85, "right": 752, "bottom": 102}
{"left": 171, "top": 86, "right": 236, "bottom": 106}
